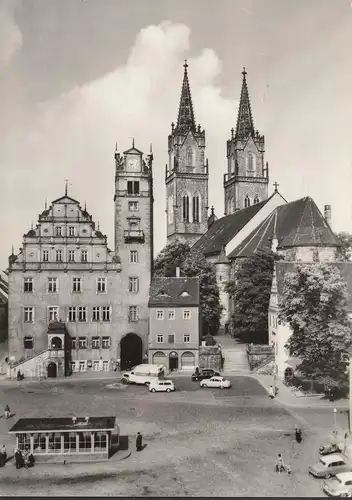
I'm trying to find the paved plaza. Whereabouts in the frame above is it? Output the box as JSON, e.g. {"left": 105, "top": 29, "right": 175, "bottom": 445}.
{"left": 0, "top": 374, "right": 345, "bottom": 496}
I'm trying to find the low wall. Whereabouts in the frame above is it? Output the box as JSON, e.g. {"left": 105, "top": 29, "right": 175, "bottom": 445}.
{"left": 199, "top": 346, "right": 222, "bottom": 371}
{"left": 247, "top": 344, "right": 274, "bottom": 371}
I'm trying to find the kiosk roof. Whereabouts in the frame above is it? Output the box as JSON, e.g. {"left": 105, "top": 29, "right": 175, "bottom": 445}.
{"left": 9, "top": 417, "right": 116, "bottom": 433}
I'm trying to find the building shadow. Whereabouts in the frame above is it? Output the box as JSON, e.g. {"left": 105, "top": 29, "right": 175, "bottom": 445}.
{"left": 110, "top": 434, "right": 129, "bottom": 458}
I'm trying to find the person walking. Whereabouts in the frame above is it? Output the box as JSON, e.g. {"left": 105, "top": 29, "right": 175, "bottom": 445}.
{"left": 136, "top": 432, "right": 143, "bottom": 452}
{"left": 4, "top": 405, "right": 10, "bottom": 419}
{"left": 268, "top": 385, "right": 275, "bottom": 399}
{"left": 295, "top": 425, "right": 302, "bottom": 443}
{"left": 1, "top": 444, "right": 7, "bottom": 462}
{"left": 275, "top": 453, "right": 284, "bottom": 473}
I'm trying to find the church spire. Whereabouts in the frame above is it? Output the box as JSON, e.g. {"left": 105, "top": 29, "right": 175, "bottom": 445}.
{"left": 235, "top": 67, "right": 255, "bottom": 139}
{"left": 175, "top": 60, "right": 196, "bottom": 135}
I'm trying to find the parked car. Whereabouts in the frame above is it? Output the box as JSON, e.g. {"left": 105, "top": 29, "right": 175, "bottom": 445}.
{"left": 323, "top": 472, "right": 352, "bottom": 497}
{"left": 309, "top": 454, "right": 352, "bottom": 478}
{"left": 320, "top": 443, "right": 344, "bottom": 456}
{"left": 191, "top": 369, "right": 220, "bottom": 381}
{"left": 200, "top": 376, "right": 231, "bottom": 389}
{"left": 149, "top": 380, "right": 175, "bottom": 393}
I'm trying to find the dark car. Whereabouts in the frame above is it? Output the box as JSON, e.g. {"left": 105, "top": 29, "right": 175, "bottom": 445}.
{"left": 191, "top": 369, "right": 221, "bottom": 381}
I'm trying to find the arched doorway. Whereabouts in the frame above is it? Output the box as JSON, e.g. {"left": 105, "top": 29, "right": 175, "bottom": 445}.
{"left": 169, "top": 351, "right": 179, "bottom": 372}
{"left": 47, "top": 362, "right": 57, "bottom": 378}
{"left": 181, "top": 352, "right": 195, "bottom": 370}
{"left": 120, "top": 333, "right": 143, "bottom": 371}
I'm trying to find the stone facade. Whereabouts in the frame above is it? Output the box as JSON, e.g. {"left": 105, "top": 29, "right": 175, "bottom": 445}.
{"left": 7, "top": 195, "right": 121, "bottom": 376}
{"left": 165, "top": 63, "right": 209, "bottom": 246}
{"left": 114, "top": 143, "right": 154, "bottom": 359}
{"left": 224, "top": 70, "right": 269, "bottom": 214}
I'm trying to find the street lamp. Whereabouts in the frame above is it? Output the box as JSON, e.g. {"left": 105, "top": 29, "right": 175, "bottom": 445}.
{"left": 342, "top": 351, "right": 352, "bottom": 433}
{"left": 334, "top": 407, "right": 337, "bottom": 428}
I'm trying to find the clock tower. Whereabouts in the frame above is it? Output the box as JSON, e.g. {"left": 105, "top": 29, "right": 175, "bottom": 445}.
{"left": 114, "top": 140, "right": 154, "bottom": 365}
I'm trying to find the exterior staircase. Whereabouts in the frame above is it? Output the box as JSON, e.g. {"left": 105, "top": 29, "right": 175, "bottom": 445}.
{"left": 7, "top": 349, "right": 51, "bottom": 378}
{"left": 217, "top": 335, "right": 250, "bottom": 374}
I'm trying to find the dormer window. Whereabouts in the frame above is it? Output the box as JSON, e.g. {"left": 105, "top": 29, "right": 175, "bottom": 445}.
{"left": 157, "top": 290, "right": 169, "bottom": 297}
{"left": 180, "top": 291, "right": 190, "bottom": 297}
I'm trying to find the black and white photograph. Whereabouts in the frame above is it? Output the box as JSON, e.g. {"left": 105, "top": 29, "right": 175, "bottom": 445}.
{"left": 0, "top": 0, "right": 351, "bottom": 496}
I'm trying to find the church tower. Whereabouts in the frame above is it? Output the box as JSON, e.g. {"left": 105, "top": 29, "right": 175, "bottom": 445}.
{"left": 114, "top": 141, "right": 154, "bottom": 366}
{"left": 224, "top": 68, "right": 269, "bottom": 215}
{"left": 165, "top": 61, "right": 209, "bottom": 246}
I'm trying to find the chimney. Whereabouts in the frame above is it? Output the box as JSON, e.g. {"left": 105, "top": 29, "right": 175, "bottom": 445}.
{"left": 72, "top": 417, "right": 77, "bottom": 425}
{"left": 324, "top": 205, "right": 332, "bottom": 226}
{"left": 85, "top": 416, "right": 90, "bottom": 423}
{"left": 176, "top": 267, "right": 180, "bottom": 278}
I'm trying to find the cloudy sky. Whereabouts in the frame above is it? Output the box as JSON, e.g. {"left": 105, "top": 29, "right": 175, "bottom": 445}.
{"left": 0, "top": 0, "right": 351, "bottom": 269}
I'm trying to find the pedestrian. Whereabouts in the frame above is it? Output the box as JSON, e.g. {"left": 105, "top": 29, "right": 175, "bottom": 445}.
{"left": 295, "top": 425, "right": 302, "bottom": 443}
{"left": 275, "top": 453, "right": 284, "bottom": 473}
{"left": 1, "top": 444, "right": 7, "bottom": 462}
{"left": 4, "top": 405, "right": 10, "bottom": 419}
{"left": 136, "top": 432, "right": 143, "bottom": 452}
{"left": 268, "top": 385, "right": 275, "bottom": 399}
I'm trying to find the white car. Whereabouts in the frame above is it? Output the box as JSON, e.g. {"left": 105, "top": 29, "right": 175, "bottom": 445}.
{"left": 149, "top": 380, "right": 175, "bottom": 393}
{"left": 200, "top": 376, "right": 231, "bottom": 389}
{"left": 323, "top": 472, "right": 352, "bottom": 497}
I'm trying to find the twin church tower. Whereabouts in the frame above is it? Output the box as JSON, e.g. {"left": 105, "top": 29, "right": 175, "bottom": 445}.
{"left": 165, "top": 62, "right": 269, "bottom": 246}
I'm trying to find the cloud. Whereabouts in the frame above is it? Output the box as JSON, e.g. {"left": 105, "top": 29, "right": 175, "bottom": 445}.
{"left": 0, "top": 21, "right": 238, "bottom": 267}
{"left": 0, "top": 0, "right": 22, "bottom": 67}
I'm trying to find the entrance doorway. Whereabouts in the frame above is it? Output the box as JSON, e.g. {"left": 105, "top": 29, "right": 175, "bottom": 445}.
{"left": 169, "top": 352, "right": 179, "bottom": 371}
{"left": 47, "top": 362, "right": 57, "bottom": 378}
{"left": 120, "top": 333, "right": 143, "bottom": 371}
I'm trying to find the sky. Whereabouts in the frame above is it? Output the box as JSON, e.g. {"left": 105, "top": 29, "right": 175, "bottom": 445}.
{"left": 0, "top": 0, "right": 351, "bottom": 270}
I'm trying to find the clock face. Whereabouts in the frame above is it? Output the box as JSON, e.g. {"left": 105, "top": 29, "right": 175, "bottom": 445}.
{"left": 128, "top": 158, "right": 139, "bottom": 171}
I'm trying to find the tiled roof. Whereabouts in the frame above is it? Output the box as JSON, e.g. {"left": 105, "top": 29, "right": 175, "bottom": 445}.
{"left": 149, "top": 277, "right": 200, "bottom": 307}
{"left": 9, "top": 417, "right": 116, "bottom": 433}
{"left": 192, "top": 197, "right": 272, "bottom": 257}
{"left": 229, "top": 197, "right": 341, "bottom": 258}
{"left": 275, "top": 261, "right": 352, "bottom": 312}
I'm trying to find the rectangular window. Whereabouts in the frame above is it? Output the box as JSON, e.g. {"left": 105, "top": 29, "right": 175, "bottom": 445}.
{"left": 183, "top": 310, "right": 191, "bottom": 320}
{"left": 92, "top": 306, "right": 100, "bottom": 322}
{"left": 78, "top": 306, "right": 87, "bottom": 322}
{"left": 68, "top": 307, "right": 77, "bottom": 322}
{"left": 102, "top": 361, "right": 109, "bottom": 371}
{"left": 129, "top": 277, "right": 139, "bottom": 293}
{"left": 128, "top": 201, "right": 139, "bottom": 211}
{"left": 157, "top": 335, "right": 164, "bottom": 343}
{"left": 127, "top": 180, "right": 140, "bottom": 195}
{"left": 168, "top": 310, "right": 175, "bottom": 320}
{"left": 24, "top": 278, "right": 33, "bottom": 293}
{"left": 56, "top": 227, "right": 62, "bottom": 236}
{"left": 156, "top": 310, "right": 164, "bottom": 320}
{"left": 48, "top": 306, "right": 59, "bottom": 322}
{"left": 93, "top": 360, "right": 100, "bottom": 371}
{"left": 24, "top": 307, "right": 34, "bottom": 324}
{"left": 43, "top": 250, "right": 49, "bottom": 262}
{"left": 72, "top": 278, "right": 82, "bottom": 293}
{"left": 168, "top": 334, "right": 175, "bottom": 344}
{"left": 79, "top": 361, "right": 86, "bottom": 371}
{"left": 130, "top": 250, "right": 138, "bottom": 263}
{"left": 23, "top": 337, "right": 34, "bottom": 349}
{"left": 56, "top": 250, "right": 62, "bottom": 262}
{"left": 183, "top": 334, "right": 191, "bottom": 343}
{"left": 68, "top": 226, "right": 75, "bottom": 236}
{"left": 68, "top": 250, "right": 75, "bottom": 262}
{"left": 128, "top": 306, "right": 138, "bottom": 322}
{"left": 97, "top": 278, "right": 107, "bottom": 293}
{"left": 81, "top": 250, "right": 88, "bottom": 262}
{"left": 102, "top": 336, "right": 111, "bottom": 349}
{"left": 48, "top": 278, "right": 58, "bottom": 293}
{"left": 71, "top": 338, "right": 77, "bottom": 350}
{"left": 92, "top": 337, "right": 100, "bottom": 349}
{"left": 78, "top": 337, "right": 87, "bottom": 349}
{"left": 102, "top": 306, "right": 111, "bottom": 322}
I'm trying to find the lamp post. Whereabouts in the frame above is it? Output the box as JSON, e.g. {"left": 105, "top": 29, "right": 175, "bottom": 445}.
{"left": 334, "top": 407, "right": 337, "bottom": 428}
{"left": 342, "top": 351, "right": 352, "bottom": 433}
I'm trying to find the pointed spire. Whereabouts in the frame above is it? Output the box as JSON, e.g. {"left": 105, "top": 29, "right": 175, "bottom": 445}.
{"left": 31, "top": 221, "right": 34, "bottom": 230}
{"left": 175, "top": 60, "right": 196, "bottom": 135}
{"left": 44, "top": 199, "right": 47, "bottom": 210}
{"left": 64, "top": 179, "right": 68, "bottom": 196}
{"left": 132, "top": 137, "right": 135, "bottom": 148}
{"left": 11, "top": 244, "right": 14, "bottom": 255}
{"left": 235, "top": 67, "right": 255, "bottom": 139}
{"left": 84, "top": 200, "right": 87, "bottom": 211}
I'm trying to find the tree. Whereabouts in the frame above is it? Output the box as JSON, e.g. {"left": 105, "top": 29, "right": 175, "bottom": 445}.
{"left": 278, "top": 263, "right": 352, "bottom": 387}
{"left": 337, "top": 232, "right": 352, "bottom": 261}
{"left": 225, "top": 250, "right": 275, "bottom": 344}
{"left": 153, "top": 240, "right": 223, "bottom": 335}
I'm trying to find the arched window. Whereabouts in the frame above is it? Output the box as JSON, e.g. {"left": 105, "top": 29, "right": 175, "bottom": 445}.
{"left": 192, "top": 195, "right": 200, "bottom": 223}
{"left": 244, "top": 195, "right": 250, "bottom": 208}
{"left": 182, "top": 194, "right": 189, "bottom": 222}
{"left": 253, "top": 195, "right": 260, "bottom": 205}
{"left": 251, "top": 153, "right": 256, "bottom": 171}
{"left": 247, "top": 152, "right": 253, "bottom": 169}
{"left": 168, "top": 195, "right": 174, "bottom": 224}
{"left": 187, "top": 147, "right": 193, "bottom": 167}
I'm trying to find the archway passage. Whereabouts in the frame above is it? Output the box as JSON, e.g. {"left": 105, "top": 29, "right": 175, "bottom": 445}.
{"left": 181, "top": 352, "right": 195, "bottom": 370}
{"left": 120, "top": 333, "right": 143, "bottom": 371}
{"left": 169, "top": 352, "right": 179, "bottom": 371}
{"left": 47, "top": 362, "right": 57, "bottom": 378}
